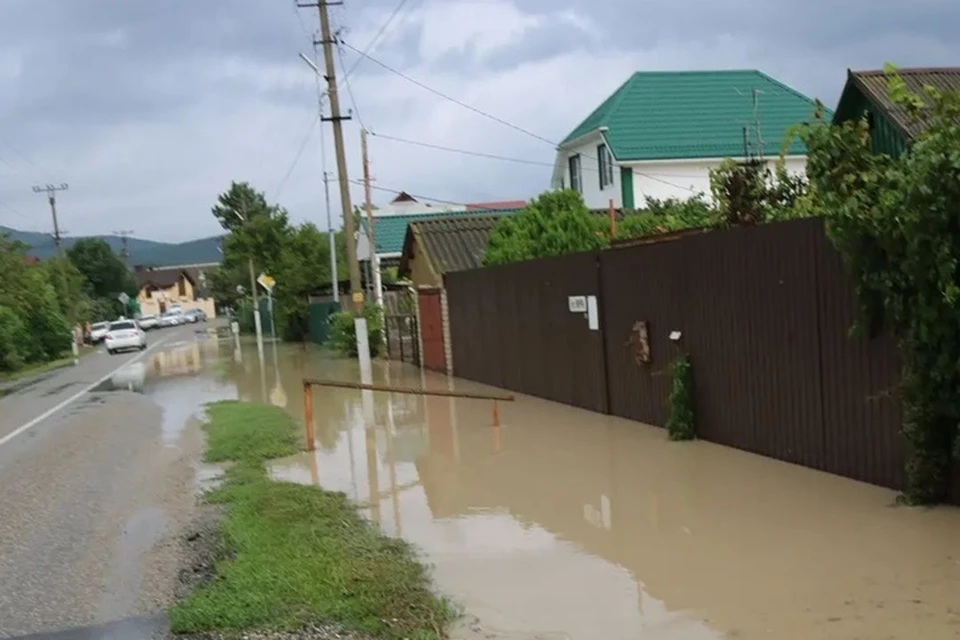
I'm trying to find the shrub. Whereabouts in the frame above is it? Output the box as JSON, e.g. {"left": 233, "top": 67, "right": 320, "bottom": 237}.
{"left": 328, "top": 304, "right": 383, "bottom": 357}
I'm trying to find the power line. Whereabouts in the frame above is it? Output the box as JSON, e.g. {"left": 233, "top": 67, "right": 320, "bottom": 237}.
{"left": 336, "top": 39, "right": 365, "bottom": 131}
{"left": 339, "top": 39, "right": 557, "bottom": 147}
{"left": 273, "top": 112, "right": 320, "bottom": 201}
{"left": 370, "top": 131, "right": 554, "bottom": 167}
{"left": 341, "top": 0, "right": 413, "bottom": 81}
{"left": 337, "top": 41, "right": 695, "bottom": 194}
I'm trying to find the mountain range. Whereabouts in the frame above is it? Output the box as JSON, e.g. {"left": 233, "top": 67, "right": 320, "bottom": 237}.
{"left": 0, "top": 226, "right": 223, "bottom": 267}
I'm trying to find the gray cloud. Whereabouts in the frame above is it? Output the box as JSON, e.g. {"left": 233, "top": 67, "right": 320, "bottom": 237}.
{"left": 1, "top": 0, "right": 958, "bottom": 241}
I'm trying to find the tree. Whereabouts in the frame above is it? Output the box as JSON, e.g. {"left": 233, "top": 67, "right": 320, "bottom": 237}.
{"left": 617, "top": 195, "right": 716, "bottom": 239}
{"left": 66, "top": 238, "right": 137, "bottom": 318}
{"left": 795, "top": 65, "right": 960, "bottom": 504}
{"left": 483, "top": 190, "right": 609, "bottom": 266}
{"left": 211, "top": 181, "right": 344, "bottom": 341}
{"left": 0, "top": 235, "right": 71, "bottom": 371}
{"left": 212, "top": 181, "right": 276, "bottom": 232}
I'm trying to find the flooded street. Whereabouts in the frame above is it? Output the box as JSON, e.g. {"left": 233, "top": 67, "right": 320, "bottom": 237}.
{"left": 4, "top": 330, "right": 955, "bottom": 639}
{"left": 227, "top": 341, "right": 960, "bottom": 640}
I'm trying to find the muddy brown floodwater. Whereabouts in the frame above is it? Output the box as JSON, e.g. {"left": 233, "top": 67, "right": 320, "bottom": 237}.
{"left": 218, "top": 340, "right": 960, "bottom": 640}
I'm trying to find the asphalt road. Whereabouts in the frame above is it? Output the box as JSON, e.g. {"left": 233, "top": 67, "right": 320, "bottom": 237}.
{"left": 0, "top": 325, "right": 220, "bottom": 639}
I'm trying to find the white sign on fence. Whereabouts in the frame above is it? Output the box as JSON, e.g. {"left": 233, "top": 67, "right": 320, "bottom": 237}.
{"left": 587, "top": 295, "right": 599, "bottom": 331}
{"left": 568, "top": 295, "right": 587, "bottom": 313}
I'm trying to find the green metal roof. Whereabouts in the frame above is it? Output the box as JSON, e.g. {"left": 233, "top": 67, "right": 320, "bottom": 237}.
{"left": 560, "top": 70, "right": 828, "bottom": 161}
{"left": 360, "top": 208, "right": 522, "bottom": 255}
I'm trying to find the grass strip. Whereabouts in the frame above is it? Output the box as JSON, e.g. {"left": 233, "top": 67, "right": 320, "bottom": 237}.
{"left": 0, "top": 346, "right": 94, "bottom": 383}
{"left": 169, "top": 400, "right": 454, "bottom": 640}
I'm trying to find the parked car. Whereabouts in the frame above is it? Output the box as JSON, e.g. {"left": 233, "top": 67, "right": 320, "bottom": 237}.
{"left": 105, "top": 319, "right": 146, "bottom": 354}
{"left": 89, "top": 322, "right": 110, "bottom": 343}
{"left": 138, "top": 314, "right": 158, "bottom": 330}
{"left": 158, "top": 310, "right": 184, "bottom": 327}
{"left": 183, "top": 309, "right": 207, "bottom": 323}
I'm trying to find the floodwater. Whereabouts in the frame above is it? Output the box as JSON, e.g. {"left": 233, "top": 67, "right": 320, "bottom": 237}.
{"left": 186, "top": 338, "right": 960, "bottom": 639}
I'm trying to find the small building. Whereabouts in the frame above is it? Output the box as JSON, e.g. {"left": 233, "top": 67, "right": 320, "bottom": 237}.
{"left": 833, "top": 67, "right": 960, "bottom": 157}
{"left": 552, "top": 69, "right": 823, "bottom": 209}
{"left": 397, "top": 214, "right": 514, "bottom": 374}
{"left": 134, "top": 264, "right": 217, "bottom": 318}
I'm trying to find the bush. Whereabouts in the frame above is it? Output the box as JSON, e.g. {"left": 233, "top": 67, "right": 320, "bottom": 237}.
{"left": 0, "top": 305, "right": 30, "bottom": 372}
{"left": 666, "top": 354, "right": 695, "bottom": 441}
{"left": 328, "top": 305, "right": 383, "bottom": 357}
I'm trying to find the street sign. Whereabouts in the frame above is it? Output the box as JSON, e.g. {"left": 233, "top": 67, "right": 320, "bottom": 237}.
{"left": 257, "top": 273, "right": 276, "bottom": 292}
{"left": 118, "top": 292, "right": 130, "bottom": 305}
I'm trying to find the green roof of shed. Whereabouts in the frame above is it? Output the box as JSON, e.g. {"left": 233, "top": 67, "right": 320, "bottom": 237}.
{"left": 360, "top": 208, "right": 523, "bottom": 255}
{"left": 560, "top": 70, "right": 827, "bottom": 161}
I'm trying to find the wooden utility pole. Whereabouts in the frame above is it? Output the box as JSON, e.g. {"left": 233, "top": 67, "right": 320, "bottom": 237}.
{"left": 300, "top": 0, "right": 363, "bottom": 313}
{"left": 360, "top": 129, "right": 383, "bottom": 308}
{"left": 32, "top": 183, "right": 69, "bottom": 259}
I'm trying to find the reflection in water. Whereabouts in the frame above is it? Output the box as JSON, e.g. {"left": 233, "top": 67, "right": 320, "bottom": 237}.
{"left": 238, "top": 342, "right": 960, "bottom": 640}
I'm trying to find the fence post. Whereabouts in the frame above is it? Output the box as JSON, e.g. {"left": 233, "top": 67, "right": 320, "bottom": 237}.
{"left": 303, "top": 381, "right": 315, "bottom": 452}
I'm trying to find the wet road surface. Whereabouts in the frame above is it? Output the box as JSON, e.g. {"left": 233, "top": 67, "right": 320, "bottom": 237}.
{"left": 0, "top": 325, "right": 233, "bottom": 639}
{"left": 5, "top": 335, "right": 959, "bottom": 640}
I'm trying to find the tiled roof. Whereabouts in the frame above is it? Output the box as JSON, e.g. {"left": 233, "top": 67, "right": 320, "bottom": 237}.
{"left": 400, "top": 215, "right": 505, "bottom": 278}
{"left": 360, "top": 208, "right": 522, "bottom": 255}
{"left": 839, "top": 67, "right": 960, "bottom": 140}
{"left": 560, "top": 70, "right": 825, "bottom": 161}
{"left": 135, "top": 267, "right": 197, "bottom": 289}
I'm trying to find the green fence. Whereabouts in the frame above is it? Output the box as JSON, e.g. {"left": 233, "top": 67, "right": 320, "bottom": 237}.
{"left": 308, "top": 301, "right": 341, "bottom": 344}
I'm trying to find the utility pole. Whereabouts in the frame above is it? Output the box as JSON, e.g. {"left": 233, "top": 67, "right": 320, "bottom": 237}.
{"left": 300, "top": 0, "right": 363, "bottom": 314}
{"left": 32, "top": 183, "right": 69, "bottom": 259}
{"left": 323, "top": 170, "right": 339, "bottom": 303}
{"left": 114, "top": 229, "right": 134, "bottom": 266}
{"left": 361, "top": 128, "right": 383, "bottom": 308}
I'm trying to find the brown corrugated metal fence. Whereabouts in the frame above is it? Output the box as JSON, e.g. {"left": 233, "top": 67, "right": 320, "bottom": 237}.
{"left": 446, "top": 252, "right": 607, "bottom": 414}
{"left": 446, "top": 217, "right": 958, "bottom": 502}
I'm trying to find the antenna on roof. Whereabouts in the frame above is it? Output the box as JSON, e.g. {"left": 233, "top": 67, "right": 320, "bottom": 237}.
{"left": 736, "top": 88, "right": 766, "bottom": 161}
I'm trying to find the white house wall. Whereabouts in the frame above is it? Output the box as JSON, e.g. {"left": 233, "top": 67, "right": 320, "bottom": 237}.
{"left": 557, "top": 132, "right": 623, "bottom": 210}
{"left": 626, "top": 156, "right": 808, "bottom": 205}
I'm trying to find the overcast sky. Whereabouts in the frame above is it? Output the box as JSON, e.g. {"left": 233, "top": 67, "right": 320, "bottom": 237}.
{"left": 0, "top": 0, "right": 958, "bottom": 242}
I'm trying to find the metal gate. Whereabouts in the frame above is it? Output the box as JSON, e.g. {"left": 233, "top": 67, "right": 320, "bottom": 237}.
{"left": 418, "top": 289, "right": 445, "bottom": 372}
{"left": 385, "top": 314, "right": 420, "bottom": 365}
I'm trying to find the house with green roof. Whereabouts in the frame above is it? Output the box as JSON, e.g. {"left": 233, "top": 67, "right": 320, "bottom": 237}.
{"left": 552, "top": 70, "right": 824, "bottom": 210}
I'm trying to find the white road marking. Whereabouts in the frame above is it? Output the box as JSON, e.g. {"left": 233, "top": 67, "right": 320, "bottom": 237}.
{"left": 0, "top": 337, "right": 171, "bottom": 449}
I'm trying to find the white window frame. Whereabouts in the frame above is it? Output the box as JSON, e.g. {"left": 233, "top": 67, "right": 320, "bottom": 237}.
{"left": 598, "top": 144, "right": 614, "bottom": 189}
{"left": 568, "top": 154, "right": 582, "bottom": 193}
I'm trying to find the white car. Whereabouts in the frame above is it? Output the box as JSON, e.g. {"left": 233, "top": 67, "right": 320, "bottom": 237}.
{"left": 89, "top": 322, "right": 110, "bottom": 343}
{"left": 158, "top": 311, "right": 184, "bottom": 327}
{"left": 138, "top": 314, "right": 158, "bottom": 330}
{"left": 105, "top": 319, "right": 146, "bottom": 354}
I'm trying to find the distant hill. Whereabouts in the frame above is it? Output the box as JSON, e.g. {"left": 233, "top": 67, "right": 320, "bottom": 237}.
{"left": 0, "top": 226, "right": 224, "bottom": 267}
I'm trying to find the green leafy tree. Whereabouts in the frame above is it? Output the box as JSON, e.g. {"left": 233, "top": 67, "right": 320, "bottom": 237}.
{"left": 66, "top": 238, "right": 137, "bottom": 318}
{"left": 0, "top": 236, "right": 71, "bottom": 371}
{"left": 212, "top": 181, "right": 275, "bottom": 232}
{"left": 795, "top": 64, "right": 960, "bottom": 504}
{"left": 211, "top": 181, "right": 345, "bottom": 341}
{"left": 617, "top": 195, "right": 716, "bottom": 239}
{"left": 483, "top": 190, "right": 609, "bottom": 266}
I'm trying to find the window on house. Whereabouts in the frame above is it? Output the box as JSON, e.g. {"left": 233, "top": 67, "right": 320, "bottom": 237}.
{"left": 178, "top": 277, "right": 186, "bottom": 297}
{"left": 568, "top": 154, "right": 582, "bottom": 193}
{"left": 598, "top": 144, "right": 614, "bottom": 189}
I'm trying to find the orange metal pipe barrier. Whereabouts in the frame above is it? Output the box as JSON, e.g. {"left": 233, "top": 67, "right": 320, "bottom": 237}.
{"left": 303, "top": 381, "right": 316, "bottom": 451}
{"left": 302, "top": 378, "right": 515, "bottom": 402}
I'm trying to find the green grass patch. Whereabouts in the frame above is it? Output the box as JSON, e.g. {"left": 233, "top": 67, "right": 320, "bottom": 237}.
{"left": 170, "top": 401, "right": 454, "bottom": 639}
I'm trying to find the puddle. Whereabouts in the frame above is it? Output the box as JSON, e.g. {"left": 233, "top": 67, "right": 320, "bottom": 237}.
{"left": 195, "top": 462, "right": 230, "bottom": 496}
{"left": 238, "top": 341, "right": 960, "bottom": 640}
{"left": 99, "top": 507, "right": 169, "bottom": 622}
{"left": 91, "top": 362, "right": 147, "bottom": 393}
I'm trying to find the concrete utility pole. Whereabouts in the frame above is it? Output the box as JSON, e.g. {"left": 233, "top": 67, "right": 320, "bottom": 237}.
{"left": 299, "top": 0, "right": 363, "bottom": 314}
{"left": 361, "top": 129, "right": 384, "bottom": 309}
{"left": 300, "top": 48, "right": 340, "bottom": 304}
{"left": 32, "top": 183, "right": 68, "bottom": 259}
{"left": 114, "top": 229, "right": 134, "bottom": 266}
